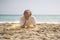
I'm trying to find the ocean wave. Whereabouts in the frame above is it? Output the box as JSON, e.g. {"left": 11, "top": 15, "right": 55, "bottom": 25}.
{"left": 0, "top": 21, "right": 60, "bottom": 24}
{"left": 0, "top": 21, "right": 20, "bottom": 23}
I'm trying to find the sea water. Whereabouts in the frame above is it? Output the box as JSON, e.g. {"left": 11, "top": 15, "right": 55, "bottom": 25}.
{"left": 0, "top": 15, "right": 60, "bottom": 23}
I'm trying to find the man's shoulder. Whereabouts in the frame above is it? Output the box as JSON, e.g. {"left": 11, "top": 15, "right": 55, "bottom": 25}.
{"left": 30, "top": 16, "right": 36, "bottom": 19}
{"left": 31, "top": 16, "right": 35, "bottom": 17}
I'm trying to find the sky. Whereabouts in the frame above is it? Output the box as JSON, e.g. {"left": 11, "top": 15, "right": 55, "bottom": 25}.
{"left": 0, "top": 0, "right": 60, "bottom": 15}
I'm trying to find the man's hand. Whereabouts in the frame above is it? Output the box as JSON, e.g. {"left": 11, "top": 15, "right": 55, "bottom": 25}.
{"left": 28, "top": 24, "right": 35, "bottom": 28}
{"left": 21, "top": 19, "right": 27, "bottom": 28}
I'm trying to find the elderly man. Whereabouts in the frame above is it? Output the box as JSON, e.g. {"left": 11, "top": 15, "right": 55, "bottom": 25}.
{"left": 20, "top": 10, "right": 36, "bottom": 28}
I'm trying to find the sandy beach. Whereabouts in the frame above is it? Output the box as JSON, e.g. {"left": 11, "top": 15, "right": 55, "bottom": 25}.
{"left": 0, "top": 23, "right": 60, "bottom": 40}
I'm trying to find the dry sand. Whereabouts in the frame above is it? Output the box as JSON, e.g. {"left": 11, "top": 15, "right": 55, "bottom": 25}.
{"left": 0, "top": 23, "right": 60, "bottom": 40}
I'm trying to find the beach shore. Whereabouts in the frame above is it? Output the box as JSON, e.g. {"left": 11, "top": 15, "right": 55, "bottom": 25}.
{"left": 0, "top": 23, "right": 60, "bottom": 40}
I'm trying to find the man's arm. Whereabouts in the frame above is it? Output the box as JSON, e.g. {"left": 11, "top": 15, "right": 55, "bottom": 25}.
{"left": 20, "top": 17, "right": 27, "bottom": 28}
{"left": 28, "top": 16, "right": 36, "bottom": 28}
{"left": 32, "top": 16, "right": 36, "bottom": 26}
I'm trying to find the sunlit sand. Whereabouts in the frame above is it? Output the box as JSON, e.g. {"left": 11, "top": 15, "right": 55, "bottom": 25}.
{"left": 0, "top": 23, "right": 60, "bottom": 40}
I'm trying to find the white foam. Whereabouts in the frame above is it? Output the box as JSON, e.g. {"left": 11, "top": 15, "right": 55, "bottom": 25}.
{"left": 0, "top": 21, "right": 20, "bottom": 23}
{"left": 36, "top": 21, "right": 60, "bottom": 24}
{"left": 0, "top": 21, "right": 60, "bottom": 24}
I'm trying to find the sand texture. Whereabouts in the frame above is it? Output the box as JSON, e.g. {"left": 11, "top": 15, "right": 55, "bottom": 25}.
{"left": 0, "top": 23, "right": 60, "bottom": 40}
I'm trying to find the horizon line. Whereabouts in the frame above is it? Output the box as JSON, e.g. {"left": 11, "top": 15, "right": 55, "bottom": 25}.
{"left": 0, "top": 14, "right": 60, "bottom": 16}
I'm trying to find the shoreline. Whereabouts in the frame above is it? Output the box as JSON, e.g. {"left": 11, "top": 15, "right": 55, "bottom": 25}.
{"left": 0, "top": 21, "right": 60, "bottom": 24}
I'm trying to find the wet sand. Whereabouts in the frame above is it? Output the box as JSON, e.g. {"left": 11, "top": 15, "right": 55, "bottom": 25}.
{"left": 0, "top": 23, "right": 60, "bottom": 40}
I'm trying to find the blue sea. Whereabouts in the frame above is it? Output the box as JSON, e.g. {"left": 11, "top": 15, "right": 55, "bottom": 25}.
{"left": 0, "top": 15, "right": 60, "bottom": 23}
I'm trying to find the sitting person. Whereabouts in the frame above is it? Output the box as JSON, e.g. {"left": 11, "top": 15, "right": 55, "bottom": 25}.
{"left": 20, "top": 10, "right": 36, "bottom": 28}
